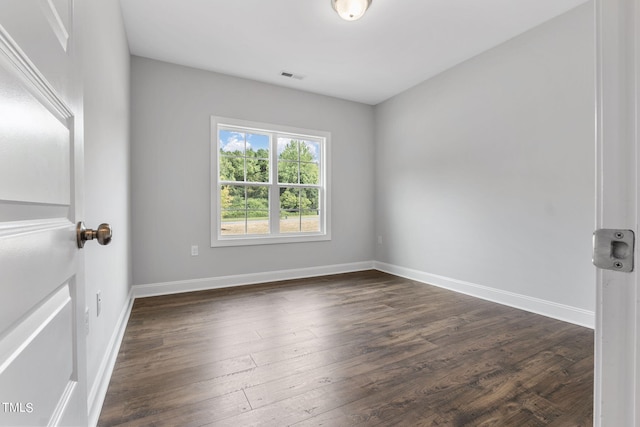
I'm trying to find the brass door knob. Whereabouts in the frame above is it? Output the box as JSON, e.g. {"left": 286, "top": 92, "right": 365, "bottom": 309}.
{"left": 76, "top": 222, "right": 112, "bottom": 248}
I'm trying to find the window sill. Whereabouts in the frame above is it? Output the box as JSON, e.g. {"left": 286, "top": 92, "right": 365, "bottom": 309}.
{"left": 211, "top": 232, "right": 331, "bottom": 247}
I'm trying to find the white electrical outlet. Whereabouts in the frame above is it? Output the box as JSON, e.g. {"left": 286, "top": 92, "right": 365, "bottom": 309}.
{"left": 191, "top": 245, "right": 199, "bottom": 256}
{"left": 96, "top": 291, "right": 102, "bottom": 317}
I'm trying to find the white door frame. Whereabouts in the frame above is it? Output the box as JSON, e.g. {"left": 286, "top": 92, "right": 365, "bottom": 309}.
{"left": 595, "top": 0, "right": 640, "bottom": 424}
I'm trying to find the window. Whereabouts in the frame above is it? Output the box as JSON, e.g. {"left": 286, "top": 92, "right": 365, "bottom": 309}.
{"left": 211, "top": 117, "right": 330, "bottom": 246}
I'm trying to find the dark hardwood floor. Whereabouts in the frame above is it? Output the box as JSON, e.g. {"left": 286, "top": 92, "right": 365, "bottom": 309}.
{"left": 98, "top": 270, "right": 593, "bottom": 426}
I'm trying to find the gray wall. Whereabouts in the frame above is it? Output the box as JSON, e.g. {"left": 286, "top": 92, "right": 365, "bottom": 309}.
{"left": 374, "top": 3, "right": 595, "bottom": 312}
{"left": 131, "top": 57, "right": 375, "bottom": 285}
{"left": 82, "top": 0, "right": 131, "bottom": 416}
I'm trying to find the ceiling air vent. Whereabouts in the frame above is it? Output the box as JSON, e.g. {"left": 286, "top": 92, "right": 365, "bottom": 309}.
{"left": 280, "top": 71, "right": 305, "bottom": 80}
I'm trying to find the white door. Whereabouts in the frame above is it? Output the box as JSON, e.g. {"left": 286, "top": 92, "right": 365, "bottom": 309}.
{"left": 595, "top": 0, "right": 640, "bottom": 425}
{"left": 0, "top": 1, "right": 88, "bottom": 426}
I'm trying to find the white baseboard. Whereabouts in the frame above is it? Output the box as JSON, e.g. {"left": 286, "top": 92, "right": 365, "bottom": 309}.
{"left": 88, "top": 289, "right": 134, "bottom": 427}
{"left": 374, "top": 261, "right": 595, "bottom": 329}
{"left": 132, "top": 261, "right": 375, "bottom": 298}
{"left": 132, "top": 260, "right": 594, "bottom": 328}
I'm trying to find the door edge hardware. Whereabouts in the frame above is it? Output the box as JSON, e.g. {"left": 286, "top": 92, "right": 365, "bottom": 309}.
{"left": 77, "top": 222, "right": 112, "bottom": 248}
{"left": 593, "top": 229, "right": 635, "bottom": 272}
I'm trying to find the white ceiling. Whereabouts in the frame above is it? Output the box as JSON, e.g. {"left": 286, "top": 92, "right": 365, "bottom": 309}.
{"left": 119, "top": 0, "right": 588, "bottom": 105}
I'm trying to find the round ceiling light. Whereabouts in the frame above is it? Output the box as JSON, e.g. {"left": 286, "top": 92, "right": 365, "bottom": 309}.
{"left": 331, "top": 0, "right": 372, "bottom": 21}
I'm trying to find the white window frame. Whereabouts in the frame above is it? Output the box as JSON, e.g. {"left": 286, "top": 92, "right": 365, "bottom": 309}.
{"left": 211, "top": 116, "right": 331, "bottom": 247}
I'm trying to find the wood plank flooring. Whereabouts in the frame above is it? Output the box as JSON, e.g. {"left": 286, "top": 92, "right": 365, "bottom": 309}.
{"left": 98, "top": 270, "right": 593, "bottom": 426}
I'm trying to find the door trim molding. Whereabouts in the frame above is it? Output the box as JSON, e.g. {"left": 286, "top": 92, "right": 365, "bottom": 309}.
{"left": 0, "top": 23, "right": 71, "bottom": 122}
{"left": 0, "top": 285, "right": 71, "bottom": 375}
{"left": 0, "top": 218, "right": 70, "bottom": 238}
{"left": 594, "top": 0, "right": 640, "bottom": 424}
{"left": 39, "top": 0, "right": 69, "bottom": 52}
{"left": 49, "top": 380, "right": 77, "bottom": 427}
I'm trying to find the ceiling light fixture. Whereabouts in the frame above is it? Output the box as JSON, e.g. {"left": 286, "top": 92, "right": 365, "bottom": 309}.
{"left": 331, "top": 0, "right": 372, "bottom": 21}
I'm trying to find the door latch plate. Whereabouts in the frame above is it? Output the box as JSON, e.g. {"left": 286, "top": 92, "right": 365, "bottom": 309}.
{"left": 593, "top": 229, "right": 635, "bottom": 272}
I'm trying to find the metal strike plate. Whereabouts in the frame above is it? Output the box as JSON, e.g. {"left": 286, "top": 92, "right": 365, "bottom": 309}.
{"left": 593, "top": 229, "right": 634, "bottom": 272}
